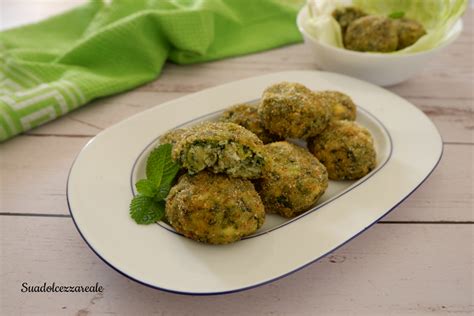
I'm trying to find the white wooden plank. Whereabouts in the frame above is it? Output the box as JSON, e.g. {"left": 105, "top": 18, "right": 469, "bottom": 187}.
{"left": 1, "top": 135, "right": 472, "bottom": 222}
{"left": 414, "top": 98, "right": 473, "bottom": 145}
{"left": 0, "top": 216, "right": 472, "bottom": 315}
{"left": 0, "top": 136, "right": 91, "bottom": 215}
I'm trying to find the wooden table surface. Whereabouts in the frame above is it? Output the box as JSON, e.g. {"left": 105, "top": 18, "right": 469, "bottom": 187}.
{"left": 1, "top": 2, "right": 473, "bottom": 315}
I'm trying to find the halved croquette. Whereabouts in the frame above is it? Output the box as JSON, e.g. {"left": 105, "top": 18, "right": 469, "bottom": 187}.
{"left": 172, "top": 122, "right": 266, "bottom": 179}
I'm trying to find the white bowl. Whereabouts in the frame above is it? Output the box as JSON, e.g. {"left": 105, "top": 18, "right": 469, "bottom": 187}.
{"left": 296, "top": 6, "right": 463, "bottom": 86}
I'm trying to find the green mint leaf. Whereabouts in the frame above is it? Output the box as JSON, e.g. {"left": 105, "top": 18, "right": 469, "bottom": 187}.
{"left": 160, "top": 156, "right": 180, "bottom": 190}
{"left": 146, "top": 143, "right": 180, "bottom": 191}
{"left": 389, "top": 11, "right": 405, "bottom": 19}
{"left": 135, "top": 179, "right": 157, "bottom": 197}
{"left": 155, "top": 183, "right": 173, "bottom": 200}
{"left": 130, "top": 195, "right": 165, "bottom": 224}
{"left": 145, "top": 146, "right": 168, "bottom": 186}
{"left": 130, "top": 144, "right": 180, "bottom": 225}
{"left": 146, "top": 143, "right": 179, "bottom": 187}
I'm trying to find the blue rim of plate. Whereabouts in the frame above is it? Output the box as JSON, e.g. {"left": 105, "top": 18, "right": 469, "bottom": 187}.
{"left": 67, "top": 102, "right": 443, "bottom": 296}
{"left": 130, "top": 104, "right": 394, "bottom": 239}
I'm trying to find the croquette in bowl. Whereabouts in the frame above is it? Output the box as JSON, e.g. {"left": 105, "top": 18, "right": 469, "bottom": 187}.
{"left": 344, "top": 15, "right": 399, "bottom": 52}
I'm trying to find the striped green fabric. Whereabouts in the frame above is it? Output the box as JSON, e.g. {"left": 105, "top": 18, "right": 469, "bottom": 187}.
{"left": 0, "top": 0, "right": 303, "bottom": 142}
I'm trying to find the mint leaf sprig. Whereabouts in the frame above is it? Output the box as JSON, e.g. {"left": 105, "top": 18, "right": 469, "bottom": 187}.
{"left": 130, "top": 144, "right": 180, "bottom": 224}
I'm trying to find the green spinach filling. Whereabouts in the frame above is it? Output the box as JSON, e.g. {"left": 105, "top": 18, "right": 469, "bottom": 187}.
{"left": 181, "top": 140, "right": 264, "bottom": 178}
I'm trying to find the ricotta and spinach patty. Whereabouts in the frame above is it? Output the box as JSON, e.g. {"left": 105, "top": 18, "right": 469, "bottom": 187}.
{"left": 166, "top": 171, "right": 265, "bottom": 244}
{"left": 315, "top": 90, "right": 357, "bottom": 122}
{"left": 258, "top": 82, "right": 331, "bottom": 139}
{"left": 255, "top": 141, "right": 328, "bottom": 218}
{"left": 308, "top": 120, "right": 377, "bottom": 180}
{"left": 159, "top": 128, "right": 188, "bottom": 146}
{"left": 172, "top": 122, "right": 266, "bottom": 179}
{"left": 395, "top": 18, "right": 426, "bottom": 50}
{"left": 220, "top": 103, "right": 281, "bottom": 144}
{"left": 344, "top": 15, "right": 399, "bottom": 52}
{"left": 332, "top": 6, "right": 367, "bottom": 35}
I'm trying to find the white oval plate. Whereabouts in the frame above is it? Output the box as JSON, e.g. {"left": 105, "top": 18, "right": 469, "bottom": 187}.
{"left": 67, "top": 71, "right": 442, "bottom": 295}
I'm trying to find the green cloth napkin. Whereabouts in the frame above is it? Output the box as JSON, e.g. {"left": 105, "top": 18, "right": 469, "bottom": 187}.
{"left": 0, "top": 0, "right": 303, "bottom": 142}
